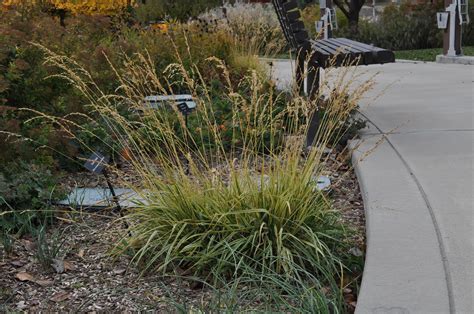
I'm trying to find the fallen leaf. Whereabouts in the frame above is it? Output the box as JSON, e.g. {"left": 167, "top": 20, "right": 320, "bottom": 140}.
{"left": 21, "top": 239, "right": 35, "bottom": 251}
{"left": 63, "top": 261, "right": 75, "bottom": 271}
{"left": 77, "top": 249, "right": 85, "bottom": 258}
{"left": 50, "top": 291, "right": 69, "bottom": 303}
{"left": 344, "top": 293, "right": 356, "bottom": 303}
{"left": 113, "top": 268, "right": 126, "bottom": 275}
{"left": 10, "top": 260, "right": 25, "bottom": 267}
{"left": 34, "top": 279, "right": 54, "bottom": 287}
{"left": 15, "top": 272, "right": 34, "bottom": 282}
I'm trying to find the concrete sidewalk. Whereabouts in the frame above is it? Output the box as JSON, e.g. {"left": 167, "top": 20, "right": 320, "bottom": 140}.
{"left": 269, "top": 60, "right": 473, "bottom": 313}
{"left": 352, "top": 62, "right": 473, "bottom": 314}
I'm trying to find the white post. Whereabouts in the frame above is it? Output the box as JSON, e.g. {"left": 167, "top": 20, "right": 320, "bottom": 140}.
{"left": 447, "top": 2, "right": 457, "bottom": 56}
{"left": 372, "top": 0, "right": 376, "bottom": 20}
{"left": 323, "top": 10, "right": 329, "bottom": 40}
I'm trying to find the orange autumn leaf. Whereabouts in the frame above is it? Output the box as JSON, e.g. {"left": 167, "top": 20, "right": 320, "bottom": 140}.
{"left": 2, "top": 0, "right": 136, "bottom": 15}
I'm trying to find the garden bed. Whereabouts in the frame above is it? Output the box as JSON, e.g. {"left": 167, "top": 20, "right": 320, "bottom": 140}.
{"left": 0, "top": 149, "right": 365, "bottom": 313}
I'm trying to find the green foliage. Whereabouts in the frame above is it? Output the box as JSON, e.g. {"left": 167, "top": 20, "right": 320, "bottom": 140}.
{"left": 462, "top": 0, "right": 474, "bottom": 46}
{"left": 129, "top": 168, "right": 346, "bottom": 275}
{"left": 0, "top": 230, "right": 15, "bottom": 256}
{"left": 36, "top": 44, "right": 371, "bottom": 311}
{"left": 134, "top": 0, "right": 223, "bottom": 22}
{"left": 395, "top": 48, "right": 443, "bottom": 62}
{"left": 0, "top": 8, "right": 246, "bottom": 171}
{"left": 164, "top": 260, "right": 345, "bottom": 312}
{"left": 136, "top": 81, "right": 287, "bottom": 154}
{"left": 0, "top": 161, "right": 62, "bottom": 234}
{"left": 198, "top": 1, "right": 287, "bottom": 57}
{"left": 341, "top": 2, "right": 444, "bottom": 50}
{"left": 317, "top": 96, "right": 367, "bottom": 147}
{"left": 393, "top": 46, "right": 474, "bottom": 61}
{"left": 0, "top": 11, "right": 117, "bottom": 169}
{"left": 300, "top": 4, "right": 348, "bottom": 39}
{"left": 34, "top": 224, "right": 69, "bottom": 270}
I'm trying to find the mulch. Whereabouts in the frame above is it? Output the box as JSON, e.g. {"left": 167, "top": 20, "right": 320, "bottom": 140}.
{"left": 0, "top": 149, "right": 365, "bottom": 312}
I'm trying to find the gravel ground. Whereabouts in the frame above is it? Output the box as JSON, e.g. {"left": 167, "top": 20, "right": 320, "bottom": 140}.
{"left": 0, "top": 150, "right": 365, "bottom": 312}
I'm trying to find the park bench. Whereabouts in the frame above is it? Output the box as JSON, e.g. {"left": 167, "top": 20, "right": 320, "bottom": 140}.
{"left": 142, "top": 94, "right": 197, "bottom": 127}
{"left": 143, "top": 94, "right": 196, "bottom": 114}
{"left": 271, "top": 0, "right": 394, "bottom": 147}
{"left": 271, "top": 0, "right": 395, "bottom": 98}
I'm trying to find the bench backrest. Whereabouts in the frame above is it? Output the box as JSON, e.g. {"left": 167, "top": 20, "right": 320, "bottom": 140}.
{"left": 271, "top": 0, "right": 310, "bottom": 51}
{"left": 143, "top": 95, "right": 196, "bottom": 111}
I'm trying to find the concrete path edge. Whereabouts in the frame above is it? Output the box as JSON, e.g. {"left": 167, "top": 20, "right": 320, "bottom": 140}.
{"left": 350, "top": 135, "right": 451, "bottom": 314}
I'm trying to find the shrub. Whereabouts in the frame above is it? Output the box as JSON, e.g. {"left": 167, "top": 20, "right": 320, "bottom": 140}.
{"left": 462, "top": 0, "right": 474, "bottom": 46}
{"left": 0, "top": 8, "right": 259, "bottom": 172}
{"left": 133, "top": 0, "right": 223, "bottom": 22}
{"left": 0, "top": 10, "right": 118, "bottom": 169}
{"left": 301, "top": 4, "right": 348, "bottom": 39}
{"left": 0, "top": 161, "right": 63, "bottom": 235}
{"left": 341, "top": 2, "right": 444, "bottom": 50}
{"left": 34, "top": 224, "right": 69, "bottom": 271}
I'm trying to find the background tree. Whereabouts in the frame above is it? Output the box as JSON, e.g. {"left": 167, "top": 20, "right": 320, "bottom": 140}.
{"left": 134, "top": 0, "right": 223, "bottom": 22}
{"left": 332, "top": 0, "right": 365, "bottom": 35}
{"left": 2, "top": 0, "right": 135, "bottom": 25}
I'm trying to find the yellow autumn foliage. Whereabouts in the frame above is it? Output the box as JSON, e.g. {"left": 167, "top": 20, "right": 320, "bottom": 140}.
{"left": 2, "top": 0, "right": 136, "bottom": 15}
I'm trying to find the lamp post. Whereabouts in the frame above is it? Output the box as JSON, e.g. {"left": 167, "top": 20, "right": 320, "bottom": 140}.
{"left": 83, "top": 152, "right": 131, "bottom": 236}
{"left": 84, "top": 152, "right": 122, "bottom": 212}
{"left": 442, "top": 0, "right": 470, "bottom": 56}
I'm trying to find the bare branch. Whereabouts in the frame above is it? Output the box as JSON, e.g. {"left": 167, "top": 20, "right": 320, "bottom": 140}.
{"left": 333, "top": 0, "right": 350, "bottom": 18}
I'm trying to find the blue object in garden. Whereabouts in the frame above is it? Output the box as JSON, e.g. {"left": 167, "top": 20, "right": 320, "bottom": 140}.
{"left": 84, "top": 152, "right": 109, "bottom": 174}
{"left": 83, "top": 152, "right": 121, "bottom": 212}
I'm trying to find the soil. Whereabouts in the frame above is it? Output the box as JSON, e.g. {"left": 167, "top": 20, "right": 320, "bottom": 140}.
{"left": 0, "top": 150, "right": 365, "bottom": 313}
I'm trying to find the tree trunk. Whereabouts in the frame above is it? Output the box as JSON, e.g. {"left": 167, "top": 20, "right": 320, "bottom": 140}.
{"left": 348, "top": 12, "right": 359, "bottom": 36}
{"left": 58, "top": 10, "right": 66, "bottom": 28}
{"left": 333, "top": 0, "right": 364, "bottom": 36}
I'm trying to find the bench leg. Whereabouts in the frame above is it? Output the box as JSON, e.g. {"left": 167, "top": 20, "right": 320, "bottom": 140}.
{"left": 306, "top": 109, "right": 320, "bottom": 148}
{"left": 295, "top": 47, "right": 307, "bottom": 96}
{"left": 306, "top": 60, "right": 320, "bottom": 100}
{"left": 305, "top": 59, "right": 321, "bottom": 148}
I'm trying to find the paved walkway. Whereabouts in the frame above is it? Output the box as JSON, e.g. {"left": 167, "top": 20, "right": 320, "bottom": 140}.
{"left": 269, "top": 60, "right": 473, "bottom": 313}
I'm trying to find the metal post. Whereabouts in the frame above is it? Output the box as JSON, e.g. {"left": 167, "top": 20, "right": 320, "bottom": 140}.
{"left": 103, "top": 169, "right": 132, "bottom": 236}
{"left": 184, "top": 113, "right": 190, "bottom": 175}
{"left": 103, "top": 169, "right": 122, "bottom": 212}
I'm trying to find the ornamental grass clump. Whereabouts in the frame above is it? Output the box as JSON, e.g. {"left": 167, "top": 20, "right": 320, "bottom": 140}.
{"left": 197, "top": 0, "right": 287, "bottom": 57}
{"left": 32, "top": 44, "right": 372, "bottom": 311}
